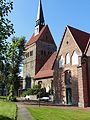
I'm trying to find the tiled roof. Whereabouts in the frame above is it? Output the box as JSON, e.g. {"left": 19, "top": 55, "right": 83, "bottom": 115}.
{"left": 68, "top": 26, "right": 90, "bottom": 53}
{"left": 26, "top": 25, "right": 56, "bottom": 47}
{"left": 34, "top": 52, "right": 57, "bottom": 79}
{"left": 34, "top": 70, "right": 53, "bottom": 80}
{"left": 53, "top": 26, "right": 90, "bottom": 68}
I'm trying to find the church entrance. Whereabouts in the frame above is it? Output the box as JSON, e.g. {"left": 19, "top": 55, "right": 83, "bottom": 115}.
{"left": 66, "top": 88, "right": 72, "bottom": 105}
{"left": 64, "top": 70, "right": 72, "bottom": 105}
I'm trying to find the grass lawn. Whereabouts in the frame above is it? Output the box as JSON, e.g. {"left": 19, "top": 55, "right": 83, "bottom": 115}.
{"left": 0, "top": 96, "right": 7, "bottom": 101}
{"left": 0, "top": 101, "right": 16, "bottom": 120}
{"left": 28, "top": 107, "right": 90, "bottom": 120}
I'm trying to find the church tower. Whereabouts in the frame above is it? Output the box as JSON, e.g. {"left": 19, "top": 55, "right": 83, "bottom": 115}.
{"left": 23, "top": 0, "right": 57, "bottom": 89}
{"left": 35, "top": 0, "right": 45, "bottom": 35}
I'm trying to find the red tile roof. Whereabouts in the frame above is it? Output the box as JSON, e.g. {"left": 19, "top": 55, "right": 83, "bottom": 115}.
{"left": 53, "top": 26, "right": 90, "bottom": 68}
{"left": 34, "top": 52, "right": 57, "bottom": 79}
{"left": 68, "top": 26, "right": 90, "bottom": 53}
{"left": 26, "top": 25, "right": 56, "bottom": 48}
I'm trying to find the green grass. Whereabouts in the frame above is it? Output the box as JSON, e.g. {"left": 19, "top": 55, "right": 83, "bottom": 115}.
{"left": 28, "top": 107, "right": 90, "bottom": 120}
{"left": 0, "top": 101, "right": 16, "bottom": 120}
{"left": 0, "top": 96, "right": 7, "bottom": 102}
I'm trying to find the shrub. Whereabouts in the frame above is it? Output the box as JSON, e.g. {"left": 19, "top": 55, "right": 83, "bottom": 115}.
{"left": 21, "top": 84, "right": 41, "bottom": 96}
{"left": 49, "top": 88, "right": 53, "bottom": 95}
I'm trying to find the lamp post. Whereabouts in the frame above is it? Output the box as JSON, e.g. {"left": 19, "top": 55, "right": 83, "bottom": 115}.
{"left": 38, "top": 91, "right": 41, "bottom": 107}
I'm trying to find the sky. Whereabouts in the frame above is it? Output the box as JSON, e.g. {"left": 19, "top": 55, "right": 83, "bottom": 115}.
{"left": 9, "top": 0, "right": 90, "bottom": 48}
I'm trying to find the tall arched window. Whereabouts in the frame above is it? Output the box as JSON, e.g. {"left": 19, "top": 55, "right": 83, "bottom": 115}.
{"left": 72, "top": 51, "right": 78, "bottom": 65}
{"left": 65, "top": 70, "right": 72, "bottom": 85}
{"left": 66, "top": 53, "right": 70, "bottom": 64}
{"left": 59, "top": 55, "right": 64, "bottom": 68}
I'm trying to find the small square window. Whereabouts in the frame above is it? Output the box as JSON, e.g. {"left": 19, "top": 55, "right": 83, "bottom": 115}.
{"left": 26, "top": 52, "right": 29, "bottom": 58}
{"left": 30, "top": 51, "right": 33, "bottom": 56}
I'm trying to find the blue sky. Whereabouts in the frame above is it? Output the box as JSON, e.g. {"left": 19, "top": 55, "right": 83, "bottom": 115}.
{"left": 9, "top": 0, "right": 90, "bottom": 48}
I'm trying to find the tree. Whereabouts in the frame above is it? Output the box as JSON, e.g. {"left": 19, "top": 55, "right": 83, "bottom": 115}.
{"left": 0, "top": 0, "right": 14, "bottom": 52}
{"left": 0, "top": 54, "right": 6, "bottom": 95}
{"left": 4, "top": 37, "right": 26, "bottom": 100}
{"left": 0, "top": 0, "right": 14, "bottom": 95}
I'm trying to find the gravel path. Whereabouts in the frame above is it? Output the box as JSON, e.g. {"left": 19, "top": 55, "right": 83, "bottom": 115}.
{"left": 16, "top": 102, "right": 33, "bottom": 120}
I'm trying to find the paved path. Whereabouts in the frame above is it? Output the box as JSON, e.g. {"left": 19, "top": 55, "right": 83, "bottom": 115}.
{"left": 16, "top": 102, "right": 33, "bottom": 120}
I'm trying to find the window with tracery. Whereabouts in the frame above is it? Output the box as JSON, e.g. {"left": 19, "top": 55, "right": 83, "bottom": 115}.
{"left": 66, "top": 53, "right": 70, "bottom": 64}
{"left": 59, "top": 55, "right": 64, "bottom": 68}
{"left": 72, "top": 51, "right": 78, "bottom": 65}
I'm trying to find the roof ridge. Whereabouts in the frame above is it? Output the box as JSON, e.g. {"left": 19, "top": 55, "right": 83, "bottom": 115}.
{"left": 26, "top": 25, "right": 56, "bottom": 47}
{"left": 26, "top": 25, "right": 46, "bottom": 47}
{"left": 67, "top": 25, "right": 90, "bottom": 35}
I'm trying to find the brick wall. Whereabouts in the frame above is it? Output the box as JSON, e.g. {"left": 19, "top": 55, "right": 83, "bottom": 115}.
{"left": 23, "top": 43, "right": 36, "bottom": 79}
{"left": 87, "top": 57, "right": 90, "bottom": 106}
{"left": 53, "top": 28, "right": 81, "bottom": 105}
{"left": 78, "top": 56, "right": 89, "bottom": 107}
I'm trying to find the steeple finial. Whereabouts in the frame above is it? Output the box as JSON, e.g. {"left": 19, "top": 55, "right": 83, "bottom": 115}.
{"left": 35, "top": 0, "right": 45, "bottom": 35}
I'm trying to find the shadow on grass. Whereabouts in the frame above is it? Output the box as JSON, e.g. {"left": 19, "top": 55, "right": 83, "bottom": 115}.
{"left": 0, "top": 115, "right": 14, "bottom": 120}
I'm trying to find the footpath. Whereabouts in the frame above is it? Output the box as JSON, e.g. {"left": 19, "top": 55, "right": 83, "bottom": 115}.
{"left": 16, "top": 102, "right": 33, "bottom": 120}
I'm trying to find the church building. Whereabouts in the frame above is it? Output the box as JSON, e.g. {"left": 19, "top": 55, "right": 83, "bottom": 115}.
{"left": 23, "top": 0, "right": 90, "bottom": 107}
{"left": 23, "top": 0, "right": 57, "bottom": 92}
{"left": 53, "top": 25, "right": 90, "bottom": 107}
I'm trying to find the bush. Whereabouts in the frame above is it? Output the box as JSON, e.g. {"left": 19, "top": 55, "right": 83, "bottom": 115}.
{"left": 21, "top": 91, "right": 27, "bottom": 97}
{"left": 21, "top": 85, "right": 53, "bottom": 99}
{"left": 21, "top": 84, "right": 41, "bottom": 97}
{"left": 49, "top": 88, "right": 53, "bottom": 95}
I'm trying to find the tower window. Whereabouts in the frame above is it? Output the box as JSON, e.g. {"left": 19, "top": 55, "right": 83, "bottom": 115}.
{"left": 26, "top": 52, "right": 29, "bottom": 58}
{"left": 30, "top": 51, "right": 33, "bottom": 56}
{"left": 26, "top": 54, "right": 27, "bottom": 58}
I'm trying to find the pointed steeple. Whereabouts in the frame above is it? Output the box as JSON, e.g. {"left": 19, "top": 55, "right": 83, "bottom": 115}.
{"left": 35, "top": 0, "right": 45, "bottom": 35}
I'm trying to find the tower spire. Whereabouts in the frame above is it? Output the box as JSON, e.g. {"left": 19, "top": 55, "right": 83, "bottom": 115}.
{"left": 35, "top": 0, "right": 45, "bottom": 35}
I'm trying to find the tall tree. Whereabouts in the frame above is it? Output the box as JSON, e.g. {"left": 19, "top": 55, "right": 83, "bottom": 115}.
{"left": 0, "top": 0, "right": 14, "bottom": 52}
{"left": 6, "top": 37, "right": 25, "bottom": 100}
{"left": 0, "top": 0, "right": 14, "bottom": 95}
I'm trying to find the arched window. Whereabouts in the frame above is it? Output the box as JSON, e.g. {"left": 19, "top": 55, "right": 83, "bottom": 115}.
{"left": 59, "top": 55, "right": 64, "bottom": 68}
{"left": 66, "top": 53, "right": 70, "bottom": 64}
{"left": 65, "top": 70, "right": 72, "bottom": 85}
{"left": 72, "top": 51, "right": 78, "bottom": 65}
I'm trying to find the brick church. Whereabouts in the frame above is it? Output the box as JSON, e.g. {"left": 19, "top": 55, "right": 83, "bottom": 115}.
{"left": 53, "top": 26, "right": 90, "bottom": 107}
{"left": 23, "top": 0, "right": 57, "bottom": 92}
{"left": 23, "top": 0, "right": 90, "bottom": 107}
